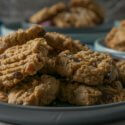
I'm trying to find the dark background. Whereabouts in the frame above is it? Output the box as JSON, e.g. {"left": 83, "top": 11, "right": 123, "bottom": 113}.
{"left": 0, "top": 0, "right": 125, "bottom": 23}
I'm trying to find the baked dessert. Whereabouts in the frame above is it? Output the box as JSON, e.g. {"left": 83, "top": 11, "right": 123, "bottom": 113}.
{"left": 0, "top": 25, "right": 124, "bottom": 107}
{"left": 0, "top": 25, "right": 45, "bottom": 54}
{"left": 0, "top": 38, "right": 48, "bottom": 88}
{"left": 45, "top": 32, "right": 88, "bottom": 53}
{"left": 99, "top": 81, "right": 125, "bottom": 104}
{"left": 59, "top": 80, "right": 123, "bottom": 105}
{"left": 41, "top": 32, "right": 88, "bottom": 74}
{"left": 8, "top": 75, "right": 60, "bottom": 106}
{"left": 53, "top": 7, "right": 103, "bottom": 28}
{"left": 56, "top": 50, "right": 118, "bottom": 86}
{"left": 59, "top": 81, "right": 102, "bottom": 106}
{"left": 70, "top": 0, "right": 104, "bottom": 20}
{"left": 29, "top": 0, "right": 104, "bottom": 28}
{"left": 105, "top": 20, "right": 125, "bottom": 51}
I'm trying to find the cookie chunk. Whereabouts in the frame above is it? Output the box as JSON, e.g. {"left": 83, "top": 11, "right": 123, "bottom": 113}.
{"left": 29, "top": 2, "right": 66, "bottom": 24}
{"left": 45, "top": 32, "right": 88, "bottom": 53}
{"left": 56, "top": 50, "right": 118, "bottom": 85}
{"left": 0, "top": 38, "right": 48, "bottom": 88}
{"left": 0, "top": 26, "right": 45, "bottom": 54}
{"left": 42, "top": 32, "right": 88, "bottom": 74}
{"left": 59, "top": 81, "right": 102, "bottom": 106}
{"left": 8, "top": 75, "right": 60, "bottom": 106}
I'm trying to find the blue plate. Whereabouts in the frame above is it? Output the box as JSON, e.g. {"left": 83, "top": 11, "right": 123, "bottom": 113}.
{"left": 94, "top": 37, "right": 125, "bottom": 59}
{"left": 0, "top": 101, "right": 125, "bottom": 125}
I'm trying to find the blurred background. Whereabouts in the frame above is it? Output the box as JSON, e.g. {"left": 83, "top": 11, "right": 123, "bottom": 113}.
{"left": 0, "top": 0, "right": 125, "bottom": 23}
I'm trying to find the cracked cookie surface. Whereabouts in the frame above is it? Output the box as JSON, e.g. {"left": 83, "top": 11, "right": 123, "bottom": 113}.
{"left": 29, "top": 2, "right": 66, "bottom": 24}
{"left": 42, "top": 32, "right": 89, "bottom": 74}
{"left": 0, "top": 38, "right": 48, "bottom": 88}
{"left": 56, "top": 50, "right": 118, "bottom": 86}
{"left": 29, "top": 0, "right": 104, "bottom": 28}
{"left": 0, "top": 25, "right": 45, "bottom": 54}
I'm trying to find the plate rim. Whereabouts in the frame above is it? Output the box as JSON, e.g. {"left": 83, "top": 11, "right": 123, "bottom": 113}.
{"left": 22, "top": 20, "right": 114, "bottom": 33}
{"left": 1, "top": 101, "right": 125, "bottom": 111}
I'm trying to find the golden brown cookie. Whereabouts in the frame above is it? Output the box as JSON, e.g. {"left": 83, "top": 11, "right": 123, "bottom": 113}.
{"left": 59, "top": 81, "right": 102, "bottom": 106}
{"left": 8, "top": 75, "right": 60, "bottom": 106}
{"left": 0, "top": 25, "right": 45, "bottom": 54}
{"left": 53, "top": 7, "right": 101, "bottom": 28}
{"left": 56, "top": 50, "right": 118, "bottom": 86}
{"left": 70, "top": 0, "right": 104, "bottom": 21}
{"left": 45, "top": 32, "right": 88, "bottom": 53}
{"left": 29, "top": 2, "right": 66, "bottom": 24}
{"left": 42, "top": 32, "right": 88, "bottom": 74}
{"left": 0, "top": 38, "right": 48, "bottom": 88}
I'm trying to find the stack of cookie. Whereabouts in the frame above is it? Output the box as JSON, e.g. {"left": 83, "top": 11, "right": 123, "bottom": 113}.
{"left": 0, "top": 25, "right": 125, "bottom": 107}
{"left": 29, "top": 0, "right": 104, "bottom": 28}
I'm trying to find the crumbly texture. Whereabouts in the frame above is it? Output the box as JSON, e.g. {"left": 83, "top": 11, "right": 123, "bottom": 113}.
{"left": 8, "top": 75, "right": 60, "bottom": 106}
{"left": 0, "top": 26, "right": 124, "bottom": 107}
{"left": 42, "top": 32, "right": 89, "bottom": 74}
{"left": 116, "top": 60, "right": 125, "bottom": 84}
{"left": 56, "top": 50, "right": 118, "bottom": 86}
{"left": 59, "top": 80, "right": 125, "bottom": 105}
{"left": 0, "top": 25, "right": 45, "bottom": 54}
{"left": 52, "top": 7, "right": 102, "bottom": 28}
{"left": 29, "top": 2, "right": 66, "bottom": 24}
{"left": 59, "top": 81, "right": 102, "bottom": 106}
{"left": 0, "top": 38, "right": 48, "bottom": 88}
